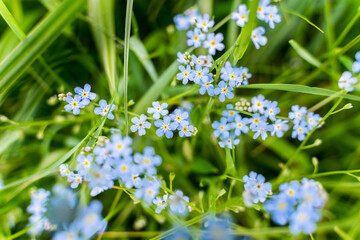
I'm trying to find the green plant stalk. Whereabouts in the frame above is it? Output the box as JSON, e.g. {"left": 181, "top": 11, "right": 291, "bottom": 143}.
{"left": 124, "top": 0, "right": 134, "bottom": 135}
{"left": 0, "top": 0, "right": 26, "bottom": 40}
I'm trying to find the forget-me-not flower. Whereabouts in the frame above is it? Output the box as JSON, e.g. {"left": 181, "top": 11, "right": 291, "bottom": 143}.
{"left": 214, "top": 81, "right": 234, "bottom": 102}
{"left": 65, "top": 95, "right": 85, "bottom": 115}
{"left": 265, "top": 6, "right": 281, "bottom": 29}
{"left": 154, "top": 116, "right": 175, "bottom": 138}
{"left": 204, "top": 33, "right": 225, "bottom": 55}
{"left": 177, "top": 65, "right": 192, "bottom": 84}
{"left": 251, "top": 27, "right": 268, "bottom": 49}
{"left": 147, "top": 101, "right": 169, "bottom": 119}
{"left": 130, "top": 114, "right": 151, "bottom": 136}
{"left": 94, "top": 99, "right": 115, "bottom": 120}
{"left": 231, "top": 4, "right": 249, "bottom": 27}
{"left": 186, "top": 28, "right": 205, "bottom": 48}
{"left": 353, "top": 51, "right": 360, "bottom": 73}
{"left": 74, "top": 83, "right": 96, "bottom": 106}
{"left": 196, "top": 14, "right": 214, "bottom": 32}
{"left": 338, "top": 71, "right": 357, "bottom": 92}
{"left": 271, "top": 119, "right": 289, "bottom": 137}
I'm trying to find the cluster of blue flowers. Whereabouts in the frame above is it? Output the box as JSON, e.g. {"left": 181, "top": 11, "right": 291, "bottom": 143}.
{"left": 211, "top": 94, "right": 324, "bottom": 147}
{"left": 60, "top": 83, "right": 96, "bottom": 115}
{"left": 338, "top": 51, "right": 359, "bottom": 92}
{"left": 242, "top": 171, "right": 272, "bottom": 206}
{"left": 177, "top": 53, "right": 251, "bottom": 102}
{"left": 147, "top": 101, "right": 196, "bottom": 138}
{"left": 264, "top": 178, "right": 327, "bottom": 235}
{"left": 175, "top": 10, "right": 224, "bottom": 56}
{"left": 61, "top": 83, "right": 116, "bottom": 119}
{"left": 27, "top": 188, "right": 51, "bottom": 236}
{"left": 60, "top": 133, "right": 191, "bottom": 217}
{"left": 288, "top": 105, "right": 321, "bottom": 141}
{"left": 26, "top": 185, "right": 106, "bottom": 239}
{"left": 231, "top": 0, "right": 281, "bottom": 49}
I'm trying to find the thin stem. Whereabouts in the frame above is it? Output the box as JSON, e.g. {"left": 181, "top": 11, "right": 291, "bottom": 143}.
{"left": 123, "top": 0, "right": 133, "bottom": 136}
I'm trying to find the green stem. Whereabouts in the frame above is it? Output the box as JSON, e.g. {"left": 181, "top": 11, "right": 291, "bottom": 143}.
{"left": 123, "top": 0, "right": 133, "bottom": 136}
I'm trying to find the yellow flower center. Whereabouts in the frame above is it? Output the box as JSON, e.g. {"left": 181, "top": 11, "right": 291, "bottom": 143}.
{"left": 117, "top": 144, "right": 122, "bottom": 149}
{"left": 184, "top": 72, "right": 189, "bottom": 77}
{"left": 72, "top": 102, "right": 78, "bottom": 107}
{"left": 211, "top": 41, "right": 216, "bottom": 46}
{"left": 221, "top": 88, "right": 227, "bottom": 93}
{"left": 82, "top": 92, "right": 88, "bottom": 97}
{"left": 163, "top": 125, "right": 168, "bottom": 130}
{"left": 194, "top": 35, "right": 199, "bottom": 40}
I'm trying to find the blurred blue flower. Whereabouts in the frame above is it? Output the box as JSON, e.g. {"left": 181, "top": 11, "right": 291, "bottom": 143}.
{"left": 231, "top": 4, "right": 249, "bottom": 27}
{"left": 196, "top": 14, "right": 214, "bottom": 32}
{"left": 155, "top": 116, "right": 175, "bottom": 138}
{"left": 251, "top": 27, "right": 267, "bottom": 49}
{"left": 243, "top": 171, "right": 272, "bottom": 204}
{"left": 271, "top": 119, "right": 289, "bottom": 138}
{"left": 353, "top": 51, "right": 360, "bottom": 73}
{"left": 134, "top": 147, "right": 162, "bottom": 175}
{"left": 204, "top": 33, "right": 225, "bottom": 55}
{"left": 264, "top": 6, "right": 281, "bottom": 29}
{"left": 186, "top": 28, "right": 205, "bottom": 48}
{"left": 214, "top": 81, "right": 234, "bottom": 102}
{"left": 169, "top": 190, "right": 189, "bottom": 217}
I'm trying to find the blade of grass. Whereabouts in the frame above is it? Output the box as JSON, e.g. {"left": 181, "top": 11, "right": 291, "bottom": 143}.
{"left": 289, "top": 39, "right": 321, "bottom": 68}
{"left": 283, "top": 8, "right": 324, "bottom": 33}
{"left": 88, "top": 0, "right": 117, "bottom": 96}
{"left": 123, "top": 0, "right": 134, "bottom": 135}
{"left": 237, "top": 84, "right": 360, "bottom": 102}
{"left": 0, "top": 0, "right": 86, "bottom": 97}
{"left": 0, "top": 0, "right": 26, "bottom": 40}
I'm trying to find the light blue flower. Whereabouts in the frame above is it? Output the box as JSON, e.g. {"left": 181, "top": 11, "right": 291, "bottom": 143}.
{"left": 353, "top": 51, "right": 360, "bottom": 73}
{"left": 60, "top": 164, "right": 72, "bottom": 177}
{"left": 74, "top": 83, "right": 96, "bottom": 106}
{"left": 197, "top": 55, "right": 213, "bottom": 67}
{"left": 249, "top": 113, "right": 267, "bottom": 131}
{"left": 153, "top": 195, "right": 168, "bottom": 213}
{"left": 93, "top": 146, "right": 111, "bottom": 165}
{"left": 147, "top": 101, "right": 169, "bottom": 119}
{"left": 169, "top": 190, "right": 189, "bottom": 217}
{"left": 204, "top": 33, "right": 225, "bottom": 55}
{"left": 292, "top": 121, "right": 308, "bottom": 141}
{"left": 251, "top": 94, "right": 266, "bottom": 114}
{"left": 253, "top": 122, "right": 274, "bottom": 140}
{"left": 186, "top": 28, "right": 205, "bottom": 48}
{"left": 288, "top": 105, "right": 307, "bottom": 125}
{"left": 222, "top": 104, "right": 239, "bottom": 122}
{"left": 87, "top": 164, "right": 114, "bottom": 196}
{"left": 264, "top": 5, "right": 281, "bottom": 29}
{"left": 271, "top": 119, "right": 289, "bottom": 137}
{"left": 243, "top": 171, "right": 272, "bottom": 204}
{"left": 196, "top": 14, "right": 214, "bottom": 32}
{"left": 134, "top": 147, "right": 162, "bottom": 175}
{"left": 199, "top": 77, "right": 215, "bottom": 96}
{"left": 122, "top": 165, "right": 142, "bottom": 189}
{"left": 113, "top": 157, "right": 134, "bottom": 180}
{"left": 67, "top": 173, "right": 82, "bottom": 188}
{"left": 338, "top": 71, "right": 357, "bottom": 92}
{"left": 177, "top": 65, "right": 192, "bottom": 84}
{"left": 53, "top": 228, "right": 80, "bottom": 240}
{"left": 178, "top": 124, "right": 194, "bottom": 137}
{"left": 165, "top": 227, "right": 192, "bottom": 240}
{"left": 130, "top": 114, "right": 151, "bottom": 136}
{"left": 220, "top": 62, "right": 242, "bottom": 87}
{"left": 233, "top": 115, "right": 249, "bottom": 136}
{"left": 300, "top": 178, "right": 327, "bottom": 209}
{"left": 174, "top": 14, "right": 191, "bottom": 31}
{"left": 202, "top": 217, "right": 233, "bottom": 240}
{"left": 306, "top": 112, "right": 320, "bottom": 130}
{"left": 134, "top": 178, "right": 161, "bottom": 205}
{"left": 65, "top": 95, "right": 85, "bottom": 115}
{"left": 106, "top": 133, "right": 133, "bottom": 158}
{"left": 212, "top": 117, "right": 232, "bottom": 138}
{"left": 219, "top": 134, "right": 240, "bottom": 149}
{"left": 257, "top": 0, "right": 270, "bottom": 20}
{"left": 191, "top": 64, "right": 209, "bottom": 84}
{"left": 76, "top": 200, "right": 106, "bottom": 238}
{"left": 76, "top": 153, "right": 93, "bottom": 176}
{"left": 279, "top": 180, "right": 302, "bottom": 203}
{"left": 214, "top": 81, "right": 234, "bottom": 102}
{"left": 177, "top": 52, "right": 188, "bottom": 65}
{"left": 94, "top": 99, "right": 115, "bottom": 120}
{"left": 231, "top": 4, "right": 249, "bottom": 27}
{"left": 264, "top": 194, "right": 294, "bottom": 225}
{"left": 251, "top": 27, "right": 267, "bottom": 49}
{"left": 239, "top": 67, "right": 252, "bottom": 85}
{"left": 264, "top": 101, "right": 280, "bottom": 121}
{"left": 155, "top": 116, "right": 175, "bottom": 138}
{"left": 170, "top": 108, "right": 189, "bottom": 129}
{"left": 289, "top": 204, "right": 320, "bottom": 235}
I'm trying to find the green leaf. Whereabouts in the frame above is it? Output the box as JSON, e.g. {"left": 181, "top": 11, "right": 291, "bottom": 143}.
{"left": 237, "top": 84, "right": 360, "bottom": 102}
{"left": 0, "top": 0, "right": 86, "bottom": 97}
{"left": 88, "top": 0, "right": 117, "bottom": 95}
{"left": 289, "top": 39, "right": 321, "bottom": 68}
{"left": 233, "top": 0, "right": 260, "bottom": 61}
{"left": 130, "top": 36, "right": 159, "bottom": 82}
{"left": 0, "top": 0, "right": 26, "bottom": 40}
{"left": 188, "top": 158, "right": 218, "bottom": 174}
{"left": 225, "top": 148, "right": 236, "bottom": 176}
{"left": 133, "top": 60, "right": 179, "bottom": 114}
